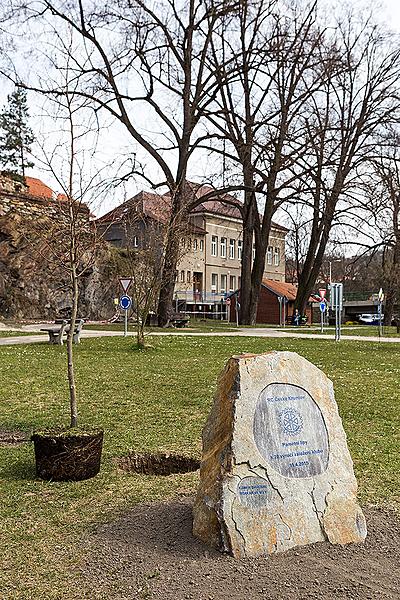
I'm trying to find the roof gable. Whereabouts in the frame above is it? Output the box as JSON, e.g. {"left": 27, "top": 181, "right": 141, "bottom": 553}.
{"left": 25, "top": 177, "right": 54, "bottom": 199}
{"left": 97, "top": 182, "right": 288, "bottom": 234}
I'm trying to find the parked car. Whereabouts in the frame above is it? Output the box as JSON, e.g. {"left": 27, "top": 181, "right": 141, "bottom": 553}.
{"left": 358, "top": 313, "right": 382, "bottom": 325}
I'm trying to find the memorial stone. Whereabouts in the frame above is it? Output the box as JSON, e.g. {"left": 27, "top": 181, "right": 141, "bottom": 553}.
{"left": 193, "top": 351, "right": 367, "bottom": 558}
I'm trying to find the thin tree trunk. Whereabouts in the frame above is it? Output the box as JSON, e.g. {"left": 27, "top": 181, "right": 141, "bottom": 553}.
{"left": 239, "top": 192, "right": 257, "bottom": 324}
{"left": 68, "top": 249, "right": 79, "bottom": 428}
{"left": 137, "top": 317, "right": 145, "bottom": 349}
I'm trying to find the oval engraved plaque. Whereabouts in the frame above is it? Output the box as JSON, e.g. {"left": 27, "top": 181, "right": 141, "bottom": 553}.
{"left": 253, "top": 383, "right": 329, "bottom": 478}
{"left": 237, "top": 476, "right": 270, "bottom": 509}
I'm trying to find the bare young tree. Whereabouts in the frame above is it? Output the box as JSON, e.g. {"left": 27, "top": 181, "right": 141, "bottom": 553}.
{"left": 115, "top": 197, "right": 177, "bottom": 349}
{"left": 28, "top": 68, "right": 102, "bottom": 427}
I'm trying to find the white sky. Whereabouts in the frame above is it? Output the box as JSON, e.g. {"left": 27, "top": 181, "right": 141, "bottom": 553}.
{"left": 1, "top": 0, "right": 400, "bottom": 219}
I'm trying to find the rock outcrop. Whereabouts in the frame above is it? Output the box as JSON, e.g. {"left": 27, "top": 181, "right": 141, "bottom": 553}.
{"left": 0, "top": 176, "right": 118, "bottom": 320}
{"left": 193, "top": 351, "right": 367, "bottom": 558}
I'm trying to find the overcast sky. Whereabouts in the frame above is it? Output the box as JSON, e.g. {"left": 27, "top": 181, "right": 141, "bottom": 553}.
{"left": 2, "top": 0, "right": 400, "bottom": 219}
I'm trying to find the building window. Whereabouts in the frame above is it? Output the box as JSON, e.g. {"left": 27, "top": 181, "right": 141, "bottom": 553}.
{"left": 200, "top": 239, "right": 204, "bottom": 252}
{"left": 193, "top": 239, "right": 198, "bottom": 251}
{"left": 238, "top": 276, "right": 241, "bottom": 289}
{"left": 274, "top": 247, "right": 280, "bottom": 266}
{"left": 229, "top": 275, "right": 236, "bottom": 291}
{"left": 187, "top": 238, "right": 192, "bottom": 251}
{"left": 229, "top": 239, "right": 235, "bottom": 259}
{"left": 181, "top": 237, "right": 186, "bottom": 248}
{"left": 180, "top": 270, "right": 185, "bottom": 283}
{"left": 211, "top": 273, "right": 218, "bottom": 293}
{"left": 133, "top": 235, "right": 138, "bottom": 248}
{"left": 211, "top": 235, "right": 218, "bottom": 257}
{"left": 252, "top": 243, "right": 256, "bottom": 261}
{"left": 220, "top": 237, "right": 227, "bottom": 258}
{"left": 221, "top": 274, "right": 227, "bottom": 293}
{"left": 267, "top": 246, "right": 273, "bottom": 265}
{"left": 175, "top": 270, "right": 178, "bottom": 282}
{"left": 187, "top": 270, "right": 191, "bottom": 283}
{"left": 237, "top": 239, "right": 242, "bottom": 260}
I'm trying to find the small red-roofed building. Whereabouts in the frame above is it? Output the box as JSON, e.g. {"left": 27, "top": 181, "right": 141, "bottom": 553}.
{"left": 228, "top": 278, "right": 315, "bottom": 325}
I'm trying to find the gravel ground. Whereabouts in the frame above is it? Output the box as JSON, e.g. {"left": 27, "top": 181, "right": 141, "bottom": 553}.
{"left": 80, "top": 496, "right": 400, "bottom": 600}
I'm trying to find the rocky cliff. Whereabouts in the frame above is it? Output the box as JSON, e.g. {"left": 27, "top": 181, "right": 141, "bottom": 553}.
{"left": 0, "top": 176, "right": 119, "bottom": 320}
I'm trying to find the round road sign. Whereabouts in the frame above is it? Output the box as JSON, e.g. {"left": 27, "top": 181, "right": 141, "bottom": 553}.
{"left": 120, "top": 295, "right": 132, "bottom": 310}
{"left": 319, "top": 300, "right": 327, "bottom": 313}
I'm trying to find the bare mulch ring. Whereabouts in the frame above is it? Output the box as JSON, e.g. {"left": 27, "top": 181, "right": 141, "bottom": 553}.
{"left": 0, "top": 429, "right": 30, "bottom": 446}
{"left": 81, "top": 496, "right": 400, "bottom": 600}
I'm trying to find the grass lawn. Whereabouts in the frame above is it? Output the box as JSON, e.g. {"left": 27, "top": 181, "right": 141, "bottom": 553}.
{"left": 0, "top": 335, "right": 399, "bottom": 598}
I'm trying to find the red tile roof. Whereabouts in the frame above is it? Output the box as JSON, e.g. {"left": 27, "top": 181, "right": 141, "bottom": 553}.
{"left": 96, "top": 190, "right": 206, "bottom": 234}
{"left": 188, "top": 183, "right": 288, "bottom": 232}
{"left": 187, "top": 183, "right": 243, "bottom": 219}
{"left": 25, "top": 177, "right": 54, "bottom": 199}
{"left": 97, "top": 182, "right": 288, "bottom": 233}
{"left": 96, "top": 191, "right": 169, "bottom": 224}
{"left": 262, "top": 279, "right": 299, "bottom": 301}
{"left": 262, "top": 279, "right": 317, "bottom": 303}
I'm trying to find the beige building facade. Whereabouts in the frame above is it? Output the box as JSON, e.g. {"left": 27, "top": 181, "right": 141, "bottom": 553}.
{"left": 97, "top": 185, "right": 287, "bottom": 315}
{"left": 175, "top": 199, "right": 287, "bottom": 312}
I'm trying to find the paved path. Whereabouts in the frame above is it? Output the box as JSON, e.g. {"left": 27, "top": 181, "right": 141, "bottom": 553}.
{"left": 0, "top": 324, "right": 399, "bottom": 345}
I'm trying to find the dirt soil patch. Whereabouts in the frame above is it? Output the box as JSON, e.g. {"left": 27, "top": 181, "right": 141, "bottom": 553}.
{"left": 81, "top": 496, "right": 400, "bottom": 599}
{"left": 116, "top": 452, "right": 200, "bottom": 476}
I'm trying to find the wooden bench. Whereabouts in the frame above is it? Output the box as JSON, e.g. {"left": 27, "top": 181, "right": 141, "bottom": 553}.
{"left": 171, "top": 316, "right": 190, "bottom": 328}
{"left": 41, "top": 319, "right": 85, "bottom": 345}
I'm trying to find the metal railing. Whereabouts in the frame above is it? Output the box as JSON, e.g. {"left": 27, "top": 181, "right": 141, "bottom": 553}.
{"left": 342, "top": 291, "right": 377, "bottom": 302}
{"left": 173, "top": 290, "right": 232, "bottom": 303}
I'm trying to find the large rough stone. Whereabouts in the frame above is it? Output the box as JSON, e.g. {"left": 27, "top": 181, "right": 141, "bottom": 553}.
{"left": 193, "top": 351, "right": 367, "bottom": 558}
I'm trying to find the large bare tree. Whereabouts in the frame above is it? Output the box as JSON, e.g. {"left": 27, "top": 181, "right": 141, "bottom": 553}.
{"left": 293, "top": 15, "right": 400, "bottom": 314}
{"left": 3, "top": 0, "right": 237, "bottom": 325}
{"left": 203, "top": 0, "right": 327, "bottom": 324}
{"left": 361, "top": 133, "right": 400, "bottom": 325}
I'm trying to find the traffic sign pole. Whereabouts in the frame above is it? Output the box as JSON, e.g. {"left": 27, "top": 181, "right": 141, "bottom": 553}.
{"left": 119, "top": 295, "right": 132, "bottom": 337}
{"left": 330, "top": 283, "right": 343, "bottom": 342}
{"left": 319, "top": 299, "right": 327, "bottom": 333}
{"left": 378, "top": 288, "right": 384, "bottom": 338}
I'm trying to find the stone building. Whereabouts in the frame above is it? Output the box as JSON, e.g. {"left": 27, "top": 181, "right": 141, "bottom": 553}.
{"left": 97, "top": 183, "right": 287, "bottom": 317}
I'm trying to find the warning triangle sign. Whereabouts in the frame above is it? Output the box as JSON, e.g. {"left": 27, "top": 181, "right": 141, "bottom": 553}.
{"left": 119, "top": 277, "right": 132, "bottom": 292}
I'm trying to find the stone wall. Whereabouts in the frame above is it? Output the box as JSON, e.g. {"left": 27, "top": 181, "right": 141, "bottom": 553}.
{"left": 0, "top": 180, "right": 116, "bottom": 320}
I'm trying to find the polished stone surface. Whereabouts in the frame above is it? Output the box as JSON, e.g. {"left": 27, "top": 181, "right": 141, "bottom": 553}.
{"left": 253, "top": 382, "right": 329, "bottom": 478}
